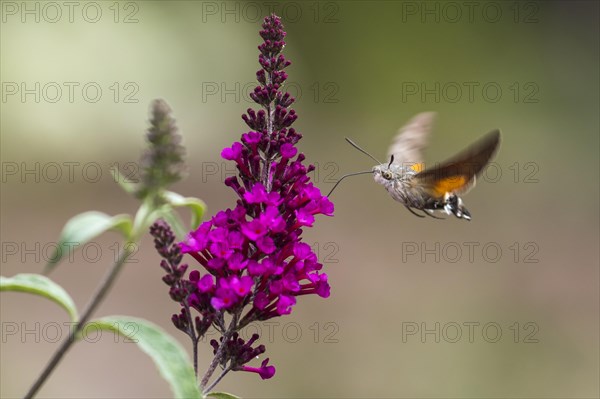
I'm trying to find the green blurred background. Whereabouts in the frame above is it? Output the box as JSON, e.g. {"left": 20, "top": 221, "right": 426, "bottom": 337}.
{"left": 1, "top": 1, "right": 598, "bottom": 397}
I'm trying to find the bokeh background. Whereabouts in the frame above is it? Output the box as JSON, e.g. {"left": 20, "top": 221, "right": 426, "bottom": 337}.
{"left": 1, "top": 1, "right": 598, "bottom": 397}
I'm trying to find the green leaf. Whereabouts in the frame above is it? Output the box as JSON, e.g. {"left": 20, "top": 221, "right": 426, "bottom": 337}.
{"left": 0, "top": 273, "right": 79, "bottom": 322}
{"left": 131, "top": 199, "right": 155, "bottom": 240}
{"left": 163, "top": 191, "right": 206, "bottom": 230}
{"left": 46, "top": 211, "right": 133, "bottom": 273}
{"left": 205, "top": 392, "right": 241, "bottom": 399}
{"left": 90, "top": 316, "right": 200, "bottom": 399}
{"left": 110, "top": 165, "right": 139, "bottom": 195}
{"left": 154, "top": 207, "right": 188, "bottom": 240}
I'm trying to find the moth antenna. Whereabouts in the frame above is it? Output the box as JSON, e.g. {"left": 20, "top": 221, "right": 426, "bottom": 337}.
{"left": 327, "top": 171, "right": 373, "bottom": 197}
{"left": 345, "top": 137, "right": 383, "bottom": 165}
{"left": 388, "top": 154, "right": 395, "bottom": 168}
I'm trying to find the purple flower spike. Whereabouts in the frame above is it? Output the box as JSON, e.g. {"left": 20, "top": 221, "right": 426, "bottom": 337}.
{"left": 153, "top": 14, "right": 334, "bottom": 389}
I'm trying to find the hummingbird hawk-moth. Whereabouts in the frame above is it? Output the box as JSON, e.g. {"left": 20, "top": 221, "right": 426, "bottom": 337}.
{"left": 328, "top": 112, "right": 501, "bottom": 220}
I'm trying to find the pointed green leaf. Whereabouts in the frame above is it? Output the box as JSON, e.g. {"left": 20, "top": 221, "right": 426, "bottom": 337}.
{"left": 163, "top": 191, "right": 206, "bottom": 230}
{"left": 90, "top": 316, "right": 200, "bottom": 399}
{"left": 154, "top": 207, "right": 188, "bottom": 240}
{"left": 0, "top": 274, "right": 79, "bottom": 322}
{"left": 110, "top": 165, "right": 139, "bottom": 195}
{"left": 131, "top": 199, "right": 155, "bottom": 240}
{"left": 205, "top": 392, "right": 241, "bottom": 399}
{"left": 46, "top": 211, "right": 133, "bottom": 273}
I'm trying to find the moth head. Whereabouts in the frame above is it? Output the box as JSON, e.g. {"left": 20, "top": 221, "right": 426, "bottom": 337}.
{"left": 374, "top": 154, "right": 396, "bottom": 180}
{"left": 372, "top": 164, "right": 394, "bottom": 186}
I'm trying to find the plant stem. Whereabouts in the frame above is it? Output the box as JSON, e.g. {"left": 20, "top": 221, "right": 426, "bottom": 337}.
{"left": 199, "top": 312, "right": 238, "bottom": 392}
{"left": 237, "top": 308, "right": 257, "bottom": 330}
{"left": 24, "top": 248, "right": 133, "bottom": 399}
{"left": 182, "top": 301, "right": 199, "bottom": 377}
{"left": 263, "top": 71, "right": 275, "bottom": 192}
{"left": 203, "top": 365, "right": 232, "bottom": 394}
{"left": 193, "top": 337, "right": 199, "bottom": 379}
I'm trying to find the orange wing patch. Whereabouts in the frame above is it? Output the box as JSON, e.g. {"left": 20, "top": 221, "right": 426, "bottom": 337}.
{"left": 410, "top": 163, "right": 425, "bottom": 173}
{"left": 430, "top": 175, "right": 469, "bottom": 196}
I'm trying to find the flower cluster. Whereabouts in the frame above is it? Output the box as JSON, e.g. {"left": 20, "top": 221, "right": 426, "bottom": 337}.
{"left": 180, "top": 14, "right": 333, "bottom": 326}
{"left": 211, "top": 333, "right": 275, "bottom": 380}
{"left": 152, "top": 14, "right": 334, "bottom": 388}
{"left": 180, "top": 182, "right": 332, "bottom": 321}
{"left": 151, "top": 221, "right": 211, "bottom": 339}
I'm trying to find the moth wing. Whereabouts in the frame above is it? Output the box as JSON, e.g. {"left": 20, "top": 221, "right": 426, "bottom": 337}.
{"left": 414, "top": 129, "right": 501, "bottom": 197}
{"left": 387, "top": 112, "right": 436, "bottom": 169}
